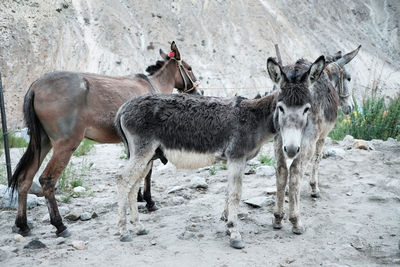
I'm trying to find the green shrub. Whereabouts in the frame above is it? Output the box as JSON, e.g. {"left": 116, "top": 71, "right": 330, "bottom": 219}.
{"left": 258, "top": 154, "right": 276, "bottom": 167}
{"left": 0, "top": 131, "right": 28, "bottom": 149}
{"left": 329, "top": 94, "right": 400, "bottom": 141}
{"left": 73, "top": 138, "right": 96, "bottom": 156}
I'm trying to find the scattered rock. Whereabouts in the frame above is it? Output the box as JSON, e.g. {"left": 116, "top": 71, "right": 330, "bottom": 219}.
{"left": 0, "top": 185, "right": 40, "bottom": 209}
{"left": 244, "top": 166, "right": 256, "bottom": 175}
{"left": 167, "top": 186, "right": 184, "bottom": 194}
{"left": 24, "top": 240, "right": 46, "bottom": 249}
{"left": 244, "top": 196, "right": 273, "bottom": 208}
{"left": 350, "top": 236, "right": 365, "bottom": 250}
{"left": 71, "top": 240, "right": 85, "bottom": 250}
{"left": 264, "top": 186, "right": 276, "bottom": 195}
{"left": 65, "top": 212, "right": 80, "bottom": 221}
{"left": 29, "top": 178, "right": 43, "bottom": 196}
{"left": 42, "top": 214, "right": 50, "bottom": 223}
{"left": 13, "top": 234, "right": 24, "bottom": 242}
{"left": 80, "top": 212, "right": 92, "bottom": 221}
{"left": 323, "top": 148, "right": 346, "bottom": 158}
{"left": 346, "top": 192, "right": 352, "bottom": 196}
{"left": 91, "top": 212, "right": 98, "bottom": 219}
{"left": 73, "top": 186, "right": 86, "bottom": 193}
{"left": 150, "top": 239, "right": 157, "bottom": 245}
{"left": 59, "top": 206, "right": 70, "bottom": 216}
{"left": 368, "top": 195, "right": 387, "bottom": 202}
{"left": 256, "top": 166, "right": 275, "bottom": 177}
{"left": 55, "top": 237, "right": 65, "bottom": 245}
{"left": 172, "top": 196, "right": 185, "bottom": 205}
{"left": 354, "top": 139, "right": 372, "bottom": 150}
{"left": 179, "top": 231, "right": 195, "bottom": 240}
{"left": 189, "top": 177, "right": 208, "bottom": 189}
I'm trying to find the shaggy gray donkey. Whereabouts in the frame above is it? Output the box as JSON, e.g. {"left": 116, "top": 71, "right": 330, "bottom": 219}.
{"left": 272, "top": 46, "right": 361, "bottom": 235}
{"left": 114, "top": 56, "right": 326, "bottom": 249}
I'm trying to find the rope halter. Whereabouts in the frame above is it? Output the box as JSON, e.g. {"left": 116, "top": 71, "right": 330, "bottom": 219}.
{"left": 330, "top": 62, "right": 350, "bottom": 98}
{"left": 169, "top": 52, "right": 200, "bottom": 93}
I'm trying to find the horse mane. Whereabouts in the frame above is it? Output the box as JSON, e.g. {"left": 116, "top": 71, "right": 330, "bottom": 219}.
{"left": 145, "top": 59, "right": 168, "bottom": 76}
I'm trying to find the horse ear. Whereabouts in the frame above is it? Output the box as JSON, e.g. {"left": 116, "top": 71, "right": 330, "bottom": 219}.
{"left": 159, "top": 49, "right": 168, "bottom": 60}
{"left": 337, "top": 45, "right": 361, "bottom": 67}
{"left": 170, "top": 41, "right": 181, "bottom": 60}
{"left": 302, "top": 55, "right": 325, "bottom": 87}
{"left": 267, "top": 57, "right": 286, "bottom": 88}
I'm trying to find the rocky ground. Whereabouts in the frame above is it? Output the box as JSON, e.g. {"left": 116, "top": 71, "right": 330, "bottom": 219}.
{"left": 1, "top": 137, "right": 400, "bottom": 266}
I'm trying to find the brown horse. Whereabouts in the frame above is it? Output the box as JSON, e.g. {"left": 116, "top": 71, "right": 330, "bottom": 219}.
{"left": 10, "top": 41, "right": 201, "bottom": 238}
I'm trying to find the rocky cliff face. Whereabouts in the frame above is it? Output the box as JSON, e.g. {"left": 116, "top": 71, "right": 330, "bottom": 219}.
{"left": 1, "top": 0, "right": 399, "bottom": 128}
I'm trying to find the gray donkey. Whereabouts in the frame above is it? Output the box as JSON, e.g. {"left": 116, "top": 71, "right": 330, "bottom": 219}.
{"left": 114, "top": 55, "right": 326, "bottom": 249}
{"left": 271, "top": 46, "right": 361, "bottom": 235}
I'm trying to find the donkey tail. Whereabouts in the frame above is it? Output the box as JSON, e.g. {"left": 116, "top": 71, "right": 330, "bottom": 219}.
{"left": 10, "top": 88, "right": 46, "bottom": 193}
{"left": 114, "top": 104, "right": 130, "bottom": 159}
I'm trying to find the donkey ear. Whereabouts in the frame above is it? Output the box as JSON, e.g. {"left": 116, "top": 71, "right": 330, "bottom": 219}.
{"left": 267, "top": 57, "right": 286, "bottom": 88}
{"left": 302, "top": 55, "right": 325, "bottom": 87}
{"left": 333, "top": 51, "right": 342, "bottom": 60}
{"left": 159, "top": 49, "right": 168, "bottom": 60}
{"left": 170, "top": 41, "right": 181, "bottom": 60}
{"left": 337, "top": 45, "right": 361, "bottom": 67}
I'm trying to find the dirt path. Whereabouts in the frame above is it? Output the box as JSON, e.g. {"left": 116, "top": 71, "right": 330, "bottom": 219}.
{"left": 1, "top": 139, "right": 400, "bottom": 266}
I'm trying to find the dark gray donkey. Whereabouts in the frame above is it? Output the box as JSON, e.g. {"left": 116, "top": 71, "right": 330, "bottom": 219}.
{"left": 272, "top": 46, "right": 361, "bottom": 235}
{"left": 114, "top": 56, "right": 326, "bottom": 249}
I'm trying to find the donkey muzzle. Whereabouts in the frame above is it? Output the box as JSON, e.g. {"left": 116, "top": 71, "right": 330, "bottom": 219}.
{"left": 283, "top": 145, "right": 300, "bottom": 159}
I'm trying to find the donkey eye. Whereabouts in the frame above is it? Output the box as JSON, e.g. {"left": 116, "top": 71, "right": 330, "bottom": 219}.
{"left": 278, "top": 106, "right": 284, "bottom": 113}
{"left": 347, "top": 77, "right": 351, "bottom": 81}
{"left": 188, "top": 67, "right": 192, "bottom": 71}
{"left": 303, "top": 107, "right": 310, "bottom": 114}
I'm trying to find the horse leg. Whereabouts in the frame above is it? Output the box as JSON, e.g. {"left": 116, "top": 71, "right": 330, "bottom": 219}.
{"left": 39, "top": 138, "right": 82, "bottom": 237}
{"left": 142, "top": 162, "right": 158, "bottom": 211}
{"left": 13, "top": 137, "right": 51, "bottom": 236}
{"left": 225, "top": 158, "right": 246, "bottom": 249}
{"left": 310, "top": 138, "right": 324, "bottom": 198}
{"left": 273, "top": 137, "right": 288, "bottom": 229}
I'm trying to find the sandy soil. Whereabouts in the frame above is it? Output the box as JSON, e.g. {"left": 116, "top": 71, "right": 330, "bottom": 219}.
{"left": 1, "top": 138, "right": 400, "bottom": 266}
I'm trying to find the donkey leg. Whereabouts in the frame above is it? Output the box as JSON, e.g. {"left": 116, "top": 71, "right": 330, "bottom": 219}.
{"left": 128, "top": 162, "right": 152, "bottom": 235}
{"left": 273, "top": 138, "right": 288, "bottom": 229}
{"left": 310, "top": 138, "right": 324, "bottom": 198}
{"left": 288, "top": 160, "right": 305, "bottom": 235}
{"left": 225, "top": 159, "right": 246, "bottom": 249}
{"left": 142, "top": 163, "right": 158, "bottom": 211}
{"left": 39, "top": 139, "right": 81, "bottom": 237}
{"left": 14, "top": 139, "right": 51, "bottom": 236}
{"left": 117, "top": 141, "right": 158, "bottom": 242}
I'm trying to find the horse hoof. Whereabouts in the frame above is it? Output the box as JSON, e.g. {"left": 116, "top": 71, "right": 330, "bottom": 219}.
{"left": 310, "top": 191, "right": 320, "bottom": 198}
{"left": 292, "top": 226, "right": 305, "bottom": 235}
{"left": 57, "top": 228, "right": 71, "bottom": 238}
{"left": 220, "top": 213, "right": 228, "bottom": 222}
{"left": 12, "top": 225, "right": 31, "bottom": 236}
{"left": 136, "top": 229, "right": 149, "bottom": 236}
{"left": 230, "top": 238, "right": 245, "bottom": 249}
{"left": 120, "top": 234, "right": 133, "bottom": 242}
{"left": 146, "top": 203, "right": 159, "bottom": 212}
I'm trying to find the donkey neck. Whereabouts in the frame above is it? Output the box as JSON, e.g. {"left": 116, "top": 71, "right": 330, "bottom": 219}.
{"left": 242, "top": 92, "right": 278, "bottom": 135}
{"left": 148, "top": 60, "right": 177, "bottom": 94}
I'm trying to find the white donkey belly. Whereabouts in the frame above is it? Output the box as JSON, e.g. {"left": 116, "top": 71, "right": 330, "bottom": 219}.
{"left": 163, "top": 149, "right": 217, "bottom": 169}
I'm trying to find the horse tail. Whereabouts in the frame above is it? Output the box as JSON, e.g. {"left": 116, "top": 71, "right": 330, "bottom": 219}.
{"left": 114, "top": 104, "right": 130, "bottom": 159}
{"left": 10, "top": 87, "right": 46, "bottom": 193}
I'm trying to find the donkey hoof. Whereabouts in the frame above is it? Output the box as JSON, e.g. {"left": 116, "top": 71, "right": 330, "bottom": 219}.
{"left": 146, "top": 203, "right": 159, "bottom": 212}
{"left": 12, "top": 225, "right": 31, "bottom": 236}
{"left": 220, "top": 213, "right": 228, "bottom": 222}
{"left": 292, "top": 226, "right": 305, "bottom": 235}
{"left": 230, "top": 238, "right": 245, "bottom": 249}
{"left": 310, "top": 191, "right": 320, "bottom": 198}
{"left": 120, "top": 234, "right": 133, "bottom": 242}
{"left": 136, "top": 229, "right": 149, "bottom": 236}
{"left": 272, "top": 217, "right": 283, "bottom": 229}
{"left": 272, "top": 222, "right": 283, "bottom": 230}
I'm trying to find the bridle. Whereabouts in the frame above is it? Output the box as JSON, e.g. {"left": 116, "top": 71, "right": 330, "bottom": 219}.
{"left": 171, "top": 58, "right": 200, "bottom": 93}
{"left": 327, "top": 62, "right": 350, "bottom": 98}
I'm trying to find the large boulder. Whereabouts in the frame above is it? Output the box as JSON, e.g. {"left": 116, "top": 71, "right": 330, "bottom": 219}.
{"left": 0, "top": 185, "right": 41, "bottom": 209}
